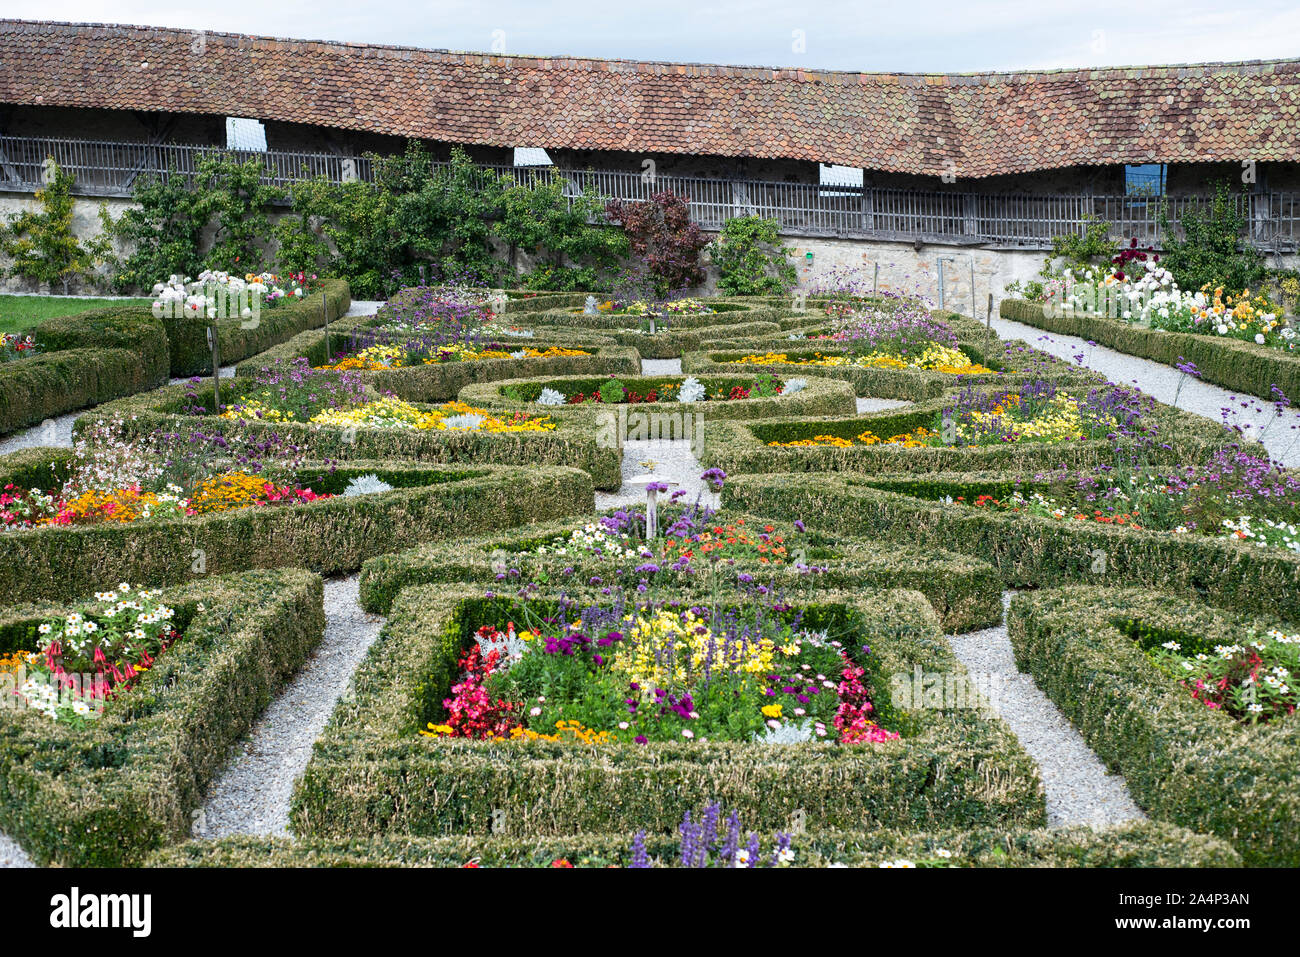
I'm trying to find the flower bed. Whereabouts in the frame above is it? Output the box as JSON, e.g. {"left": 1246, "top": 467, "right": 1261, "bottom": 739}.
{"left": 527, "top": 321, "right": 788, "bottom": 359}
{"left": 357, "top": 507, "right": 1003, "bottom": 632}
{"left": 700, "top": 382, "right": 1232, "bottom": 476}
{"left": 290, "top": 584, "right": 1042, "bottom": 840}
{"left": 459, "top": 373, "right": 857, "bottom": 421}
{"left": 1002, "top": 297, "right": 1300, "bottom": 403}
{"left": 0, "top": 448, "right": 594, "bottom": 602}
{"left": 78, "top": 370, "right": 624, "bottom": 489}
{"left": 234, "top": 323, "right": 637, "bottom": 403}
{"left": 723, "top": 471, "right": 1300, "bottom": 623}
{"left": 151, "top": 820, "right": 1240, "bottom": 868}
{"left": 0, "top": 567, "right": 324, "bottom": 866}
{"left": 1008, "top": 586, "right": 1300, "bottom": 866}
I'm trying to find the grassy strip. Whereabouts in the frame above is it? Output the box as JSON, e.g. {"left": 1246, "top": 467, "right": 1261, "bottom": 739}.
{"left": 0, "top": 568, "right": 324, "bottom": 866}
{"left": 1008, "top": 586, "right": 1300, "bottom": 866}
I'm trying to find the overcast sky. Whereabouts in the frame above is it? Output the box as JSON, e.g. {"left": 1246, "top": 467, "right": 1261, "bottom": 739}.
{"left": 3, "top": 0, "right": 1297, "bottom": 72}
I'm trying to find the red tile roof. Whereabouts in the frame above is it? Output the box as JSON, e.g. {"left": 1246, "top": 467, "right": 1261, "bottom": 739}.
{"left": 2, "top": 19, "right": 1298, "bottom": 178}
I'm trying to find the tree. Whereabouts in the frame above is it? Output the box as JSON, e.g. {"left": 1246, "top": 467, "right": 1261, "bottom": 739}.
{"left": 499, "top": 171, "right": 628, "bottom": 290}
{"left": 1158, "top": 181, "right": 1265, "bottom": 295}
{"left": 710, "top": 216, "right": 797, "bottom": 296}
{"left": 605, "top": 190, "right": 708, "bottom": 297}
{"left": 0, "top": 159, "right": 106, "bottom": 294}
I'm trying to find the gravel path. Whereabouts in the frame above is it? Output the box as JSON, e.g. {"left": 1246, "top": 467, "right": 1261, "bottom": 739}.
{"left": 196, "top": 575, "right": 385, "bottom": 839}
{"left": 345, "top": 300, "right": 383, "bottom": 317}
{"left": 0, "top": 832, "right": 33, "bottom": 868}
{"left": 856, "top": 397, "right": 911, "bottom": 414}
{"left": 0, "top": 411, "right": 77, "bottom": 455}
{"left": 994, "top": 314, "right": 1300, "bottom": 466}
{"left": 641, "top": 357, "right": 682, "bottom": 376}
{"left": 948, "top": 593, "right": 1145, "bottom": 828}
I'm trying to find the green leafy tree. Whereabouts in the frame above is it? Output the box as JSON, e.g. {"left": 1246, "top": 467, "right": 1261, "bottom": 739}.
{"left": 0, "top": 159, "right": 106, "bottom": 294}
{"left": 195, "top": 155, "right": 283, "bottom": 272}
{"left": 1158, "top": 181, "right": 1265, "bottom": 295}
{"left": 105, "top": 165, "right": 208, "bottom": 292}
{"left": 710, "top": 216, "right": 797, "bottom": 295}
{"left": 499, "top": 172, "right": 627, "bottom": 290}
{"left": 1047, "top": 216, "right": 1117, "bottom": 274}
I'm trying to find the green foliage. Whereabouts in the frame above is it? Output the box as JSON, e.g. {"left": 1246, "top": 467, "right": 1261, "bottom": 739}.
{"left": 711, "top": 216, "right": 797, "bottom": 296}
{"left": 1048, "top": 216, "right": 1117, "bottom": 274}
{"left": 0, "top": 160, "right": 107, "bottom": 294}
{"left": 107, "top": 154, "right": 284, "bottom": 293}
{"left": 498, "top": 171, "right": 627, "bottom": 288}
{"left": 1158, "top": 181, "right": 1266, "bottom": 295}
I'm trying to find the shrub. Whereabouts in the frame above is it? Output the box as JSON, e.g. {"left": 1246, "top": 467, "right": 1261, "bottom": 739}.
{"left": 1158, "top": 181, "right": 1266, "bottom": 295}
{"left": 604, "top": 190, "right": 709, "bottom": 297}
{"left": 0, "top": 159, "right": 110, "bottom": 294}
{"left": 0, "top": 568, "right": 324, "bottom": 866}
{"left": 711, "top": 216, "right": 797, "bottom": 296}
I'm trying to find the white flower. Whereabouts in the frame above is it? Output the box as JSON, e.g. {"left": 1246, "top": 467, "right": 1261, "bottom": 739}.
{"left": 677, "top": 377, "right": 707, "bottom": 403}
{"left": 1256, "top": 334, "right": 1266, "bottom": 345}
{"left": 536, "top": 387, "right": 567, "bottom": 406}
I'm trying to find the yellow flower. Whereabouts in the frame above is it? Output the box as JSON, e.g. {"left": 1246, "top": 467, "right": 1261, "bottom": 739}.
{"left": 761, "top": 703, "right": 783, "bottom": 719}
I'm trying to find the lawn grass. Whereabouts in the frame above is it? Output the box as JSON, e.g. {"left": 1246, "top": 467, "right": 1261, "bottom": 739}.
{"left": 0, "top": 294, "right": 151, "bottom": 334}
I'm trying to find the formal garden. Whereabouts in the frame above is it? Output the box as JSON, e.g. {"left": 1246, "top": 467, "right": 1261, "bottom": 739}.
{"left": 0, "top": 149, "right": 1296, "bottom": 872}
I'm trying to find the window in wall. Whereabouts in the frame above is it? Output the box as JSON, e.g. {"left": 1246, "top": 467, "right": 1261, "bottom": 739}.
{"left": 820, "top": 164, "right": 863, "bottom": 198}
{"left": 226, "top": 117, "right": 268, "bottom": 151}
{"left": 1125, "top": 164, "right": 1166, "bottom": 198}
{"left": 514, "top": 147, "right": 552, "bottom": 166}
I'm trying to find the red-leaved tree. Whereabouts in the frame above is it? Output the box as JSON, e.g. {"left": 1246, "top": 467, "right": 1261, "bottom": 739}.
{"left": 605, "top": 190, "right": 709, "bottom": 297}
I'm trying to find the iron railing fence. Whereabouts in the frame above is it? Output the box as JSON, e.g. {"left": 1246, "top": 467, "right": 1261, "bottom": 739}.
{"left": 0, "top": 134, "right": 1295, "bottom": 251}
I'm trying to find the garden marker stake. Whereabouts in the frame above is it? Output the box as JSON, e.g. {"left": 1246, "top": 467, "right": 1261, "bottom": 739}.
{"left": 206, "top": 324, "right": 220, "bottom": 412}
{"left": 322, "top": 289, "right": 330, "bottom": 363}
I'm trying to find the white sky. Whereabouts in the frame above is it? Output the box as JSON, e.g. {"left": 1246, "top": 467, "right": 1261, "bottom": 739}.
{"left": 2, "top": 0, "right": 1297, "bottom": 72}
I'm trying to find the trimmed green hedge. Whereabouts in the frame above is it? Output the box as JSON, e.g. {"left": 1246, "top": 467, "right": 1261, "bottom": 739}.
{"left": 166, "top": 278, "right": 352, "bottom": 376}
{"left": 234, "top": 331, "right": 639, "bottom": 404}
{"left": 355, "top": 511, "right": 1004, "bottom": 632}
{"left": 1002, "top": 297, "right": 1300, "bottom": 402}
{"left": 149, "top": 819, "right": 1240, "bottom": 867}
{"left": 1008, "top": 587, "right": 1300, "bottom": 866}
{"left": 0, "top": 455, "right": 594, "bottom": 602}
{"left": 700, "top": 385, "right": 1235, "bottom": 476}
{"left": 724, "top": 471, "right": 1300, "bottom": 623}
{"left": 75, "top": 380, "right": 624, "bottom": 490}
{"left": 682, "top": 341, "right": 1095, "bottom": 401}
{"left": 459, "top": 372, "right": 857, "bottom": 422}
{"left": 0, "top": 309, "right": 171, "bottom": 435}
{"left": 290, "top": 585, "right": 1043, "bottom": 840}
{"left": 0, "top": 567, "right": 324, "bottom": 866}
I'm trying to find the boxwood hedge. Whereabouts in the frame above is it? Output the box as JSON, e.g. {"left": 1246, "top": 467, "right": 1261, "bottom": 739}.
{"left": 1002, "top": 297, "right": 1300, "bottom": 402}
{"left": 290, "top": 584, "right": 1043, "bottom": 840}
{"left": 234, "top": 330, "right": 640, "bottom": 404}
{"left": 0, "top": 310, "right": 170, "bottom": 435}
{"left": 75, "top": 379, "right": 624, "bottom": 490}
{"left": 0, "top": 455, "right": 594, "bottom": 602}
{"left": 355, "top": 511, "right": 1003, "bottom": 632}
{"left": 723, "top": 471, "right": 1300, "bottom": 623}
{"left": 459, "top": 372, "right": 858, "bottom": 421}
{"left": 1008, "top": 586, "right": 1300, "bottom": 866}
{"left": 0, "top": 567, "right": 324, "bottom": 866}
{"left": 699, "top": 385, "right": 1235, "bottom": 476}
{"left": 149, "top": 819, "right": 1240, "bottom": 867}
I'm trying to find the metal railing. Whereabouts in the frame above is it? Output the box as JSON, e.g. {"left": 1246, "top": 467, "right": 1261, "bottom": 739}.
{"left": 0, "top": 133, "right": 1295, "bottom": 251}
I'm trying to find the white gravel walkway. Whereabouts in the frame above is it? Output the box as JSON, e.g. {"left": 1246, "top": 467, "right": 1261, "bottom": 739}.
{"left": 196, "top": 575, "right": 385, "bottom": 838}
{"left": 994, "top": 314, "right": 1300, "bottom": 466}
{"left": 0, "top": 832, "right": 33, "bottom": 868}
{"left": 856, "top": 397, "right": 911, "bottom": 414}
{"left": 948, "top": 593, "right": 1145, "bottom": 828}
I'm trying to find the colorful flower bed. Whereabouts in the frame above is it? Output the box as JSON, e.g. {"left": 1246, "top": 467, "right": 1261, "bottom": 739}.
{"left": 0, "top": 332, "right": 38, "bottom": 362}
{"left": 1143, "top": 625, "right": 1297, "bottom": 723}
{"left": 151, "top": 269, "right": 322, "bottom": 318}
{"left": 216, "top": 359, "right": 556, "bottom": 434}
{"left": 421, "top": 595, "right": 899, "bottom": 746}
{"left": 733, "top": 345, "right": 993, "bottom": 376}
{"left": 953, "top": 446, "right": 1300, "bottom": 555}
{"left": 9, "top": 584, "right": 179, "bottom": 723}
{"left": 768, "top": 380, "right": 1147, "bottom": 449}
{"left": 0, "top": 416, "right": 329, "bottom": 531}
